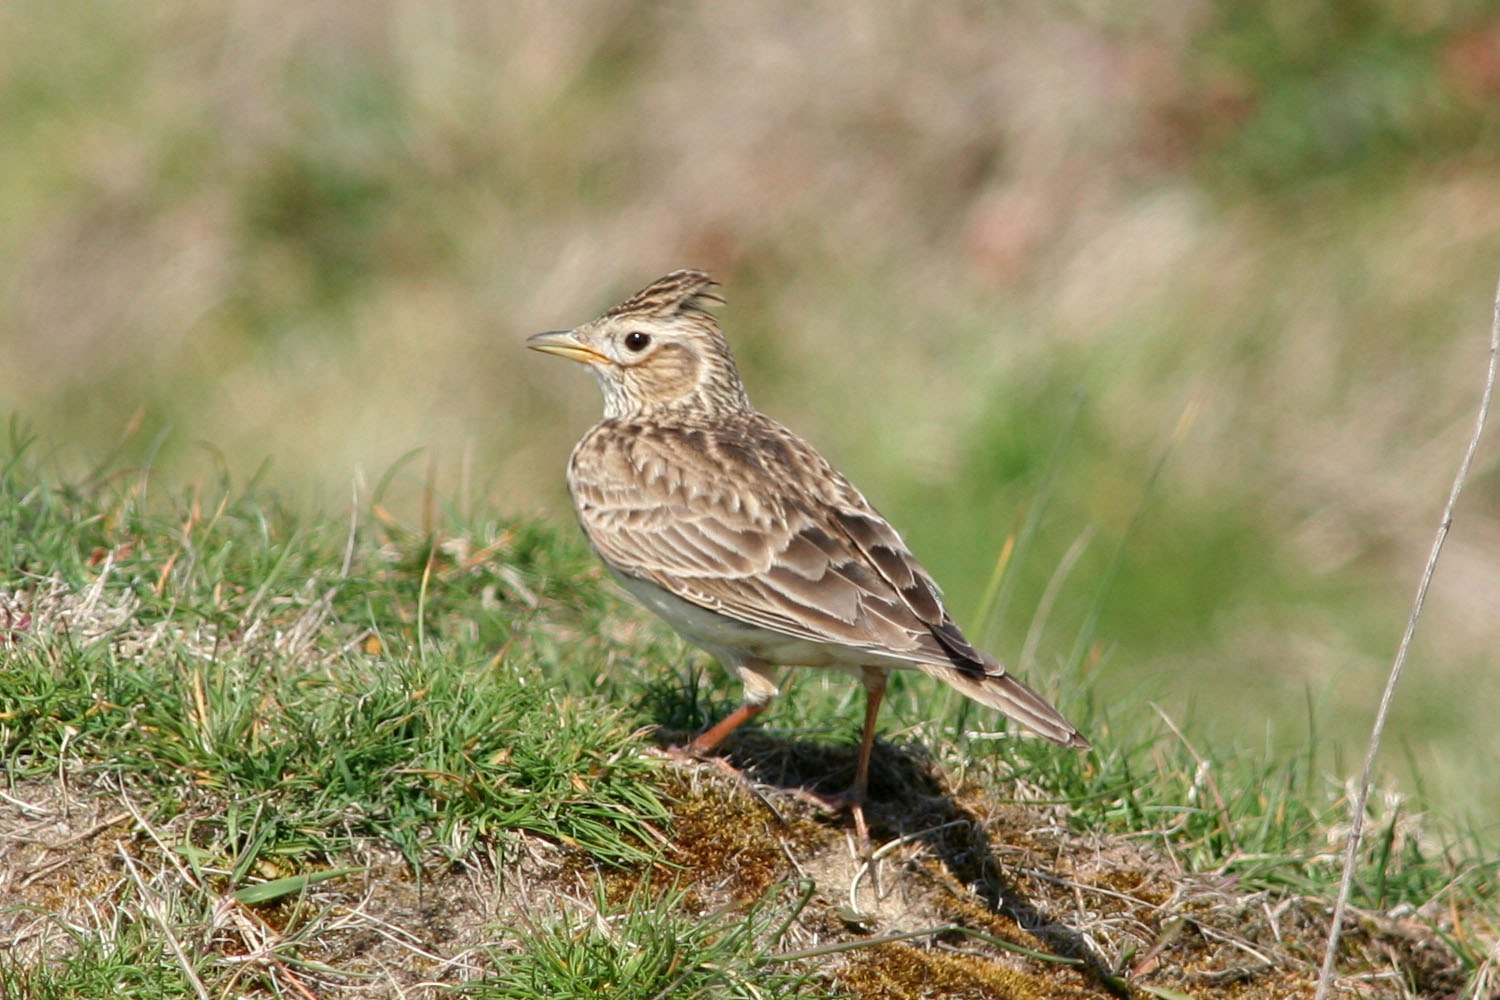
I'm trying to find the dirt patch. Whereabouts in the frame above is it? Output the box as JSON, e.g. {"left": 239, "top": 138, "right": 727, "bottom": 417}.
{"left": 0, "top": 776, "right": 550, "bottom": 995}
{"left": 0, "top": 777, "right": 135, "bottom": 964}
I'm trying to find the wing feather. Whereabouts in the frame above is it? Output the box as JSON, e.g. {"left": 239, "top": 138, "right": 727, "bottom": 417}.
{"left": 569, "top": 416, "right": 953, "bottom": 661}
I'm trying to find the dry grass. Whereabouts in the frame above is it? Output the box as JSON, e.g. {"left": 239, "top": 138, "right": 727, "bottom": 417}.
{"left": 2, "top": 749, "right": 1482, "bottom": 998}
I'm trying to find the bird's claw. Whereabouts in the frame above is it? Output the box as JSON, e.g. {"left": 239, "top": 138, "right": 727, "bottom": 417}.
{"left": 796, "top": 787, "right": 872, "bottom": 854}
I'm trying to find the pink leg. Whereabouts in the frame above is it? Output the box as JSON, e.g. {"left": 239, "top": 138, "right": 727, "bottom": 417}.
{"left": 684, "top": 700, "right": 768, "bottom": 754}
{"left": 846, "top": 667, "right": 887, "bottom": 846}
{"left": 799, "top": 667, "right": 888, "bottom": 847}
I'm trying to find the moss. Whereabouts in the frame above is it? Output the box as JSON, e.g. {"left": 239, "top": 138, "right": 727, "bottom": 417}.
{"left": 663, "top": 778, "right": 827, "bottom": 901}
{"left": 580, "top": 768, "right": 835, "bottom": 916}
{"left": 836, "top": 942, "right": 1101, "bottom": 999}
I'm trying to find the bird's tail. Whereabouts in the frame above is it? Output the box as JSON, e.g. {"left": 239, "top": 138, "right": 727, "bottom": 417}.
{"left": 920, "top": 659, "right": 1090, "bottom": 750}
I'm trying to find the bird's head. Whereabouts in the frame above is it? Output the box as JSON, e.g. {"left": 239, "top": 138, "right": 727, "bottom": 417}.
{"left": 528, "top": 270, "right": 752, "bottom": 420}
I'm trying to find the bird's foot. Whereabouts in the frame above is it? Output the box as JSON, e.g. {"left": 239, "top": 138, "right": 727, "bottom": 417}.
{"left": 797, "top": 786, "right": 872, "bottom": 856}
{"left": 663, "top": 743, "right": 748, "bottom": 781}
{"left": 659, "top": 744, "right": 797, "bottom": 830}
{"left": 794, "top": 785, "right": 860, "bottom": 813}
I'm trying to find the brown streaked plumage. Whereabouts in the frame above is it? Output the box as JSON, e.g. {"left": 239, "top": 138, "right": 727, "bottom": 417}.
{"left": 528, "top": 270, "right": 1088, "bottom": 843}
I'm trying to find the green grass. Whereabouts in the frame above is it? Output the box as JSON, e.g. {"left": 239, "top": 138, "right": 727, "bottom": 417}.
{"left": 4, "top": 1, "right": 1500, "bottom": 847}
{"left": 0, "top": 430, "right": 669, "bottom": 872}
{"left": 0, "top": 924, "right": 197, "bottom": 1000}
{"left": 1, "top": 434, "right": 1495, "bottom": 996}
{"left": 468, "top": 881, "right": 830, "bottom": 999}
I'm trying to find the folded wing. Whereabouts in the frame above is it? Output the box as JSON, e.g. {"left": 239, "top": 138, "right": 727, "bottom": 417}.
{"left": 569, "top": 415, "right": 1087, "bottom": 748}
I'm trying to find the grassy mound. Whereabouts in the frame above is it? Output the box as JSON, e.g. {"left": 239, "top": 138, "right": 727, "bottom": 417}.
{"left": 1, "top": 439, "right": 1493, "bottom": 997}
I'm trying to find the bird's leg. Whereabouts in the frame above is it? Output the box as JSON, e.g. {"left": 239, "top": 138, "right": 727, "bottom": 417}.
{"left": 667, "top": 661, "right": 776, "bottom": 769}
{"left": 846, "top": 666, "right": 887, "bottom": 847}
{"left": 681, "top": 700, "right": 767, "bottom": 755}
{"left": 798, "top": 667, "right": 887, "bottom": 850}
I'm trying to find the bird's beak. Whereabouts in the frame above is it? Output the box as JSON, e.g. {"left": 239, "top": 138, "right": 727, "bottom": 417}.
{"left": 526, "top": 329, "right": 611, "bottom": 365}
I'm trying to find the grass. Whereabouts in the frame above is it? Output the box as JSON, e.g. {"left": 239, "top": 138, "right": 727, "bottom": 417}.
{"left": 0, "top": 923, "right": 197, "bottom": 1000}
{"left": 2, "top": 433, "right": 1496, "bottom": 997}
{"left": 5, "top": 1, "right": 1500, "bottom": 844}
{"left": 1, "top": 430, "right": 669, "bottom": 871}
{"left": 467, "top": 881, "right": 827, "bottom": 999}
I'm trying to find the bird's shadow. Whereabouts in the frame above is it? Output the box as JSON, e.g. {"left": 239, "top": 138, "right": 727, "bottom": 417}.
{"left": 648, "top": 712, "right": 1124, "bottom": 996}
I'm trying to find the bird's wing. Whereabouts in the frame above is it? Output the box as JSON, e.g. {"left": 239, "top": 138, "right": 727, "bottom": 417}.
{"left": 570, "top": 415, "right": 1089, "bottom": 749}
{"left": 568, "top": 417, "right": 967, "bottom": 664}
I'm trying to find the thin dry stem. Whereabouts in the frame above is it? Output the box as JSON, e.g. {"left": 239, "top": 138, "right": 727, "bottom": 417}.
{"left": 118, "top": 845, "right": 211, "bottom": 1000}
{"left": 1314, "top": 275, "right": 1500, "bottom": 1000}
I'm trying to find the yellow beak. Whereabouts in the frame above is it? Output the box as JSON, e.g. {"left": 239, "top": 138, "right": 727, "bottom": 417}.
{"left": 526, "top": 329, "right": 611, "bottom": 365}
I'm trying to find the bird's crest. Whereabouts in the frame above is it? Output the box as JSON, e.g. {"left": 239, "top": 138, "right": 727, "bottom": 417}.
{"left": 603, "top": 270, "right": 724, "bottom": 322}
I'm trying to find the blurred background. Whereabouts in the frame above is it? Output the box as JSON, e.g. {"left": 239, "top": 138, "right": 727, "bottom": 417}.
{"left": 4, "top": 2, "right": 1499, "bottom": 832}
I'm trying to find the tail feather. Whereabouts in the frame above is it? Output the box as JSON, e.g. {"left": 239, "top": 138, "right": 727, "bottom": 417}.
{"left": 920, "top": 660, "right": 1090, "bottom": 750}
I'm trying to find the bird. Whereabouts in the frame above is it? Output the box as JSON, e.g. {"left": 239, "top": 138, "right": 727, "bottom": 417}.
{"left": 528, "top": 270, "right": 1088, "bottom": 843}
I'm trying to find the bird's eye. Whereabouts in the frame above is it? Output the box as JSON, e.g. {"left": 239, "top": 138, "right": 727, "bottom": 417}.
{"left": 623, "top": 331, "right": 651, "bottom": 353}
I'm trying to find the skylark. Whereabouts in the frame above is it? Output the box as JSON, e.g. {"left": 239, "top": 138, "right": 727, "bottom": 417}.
{"left": 529, "top": 270, "right": 1088, "bottom": 841}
